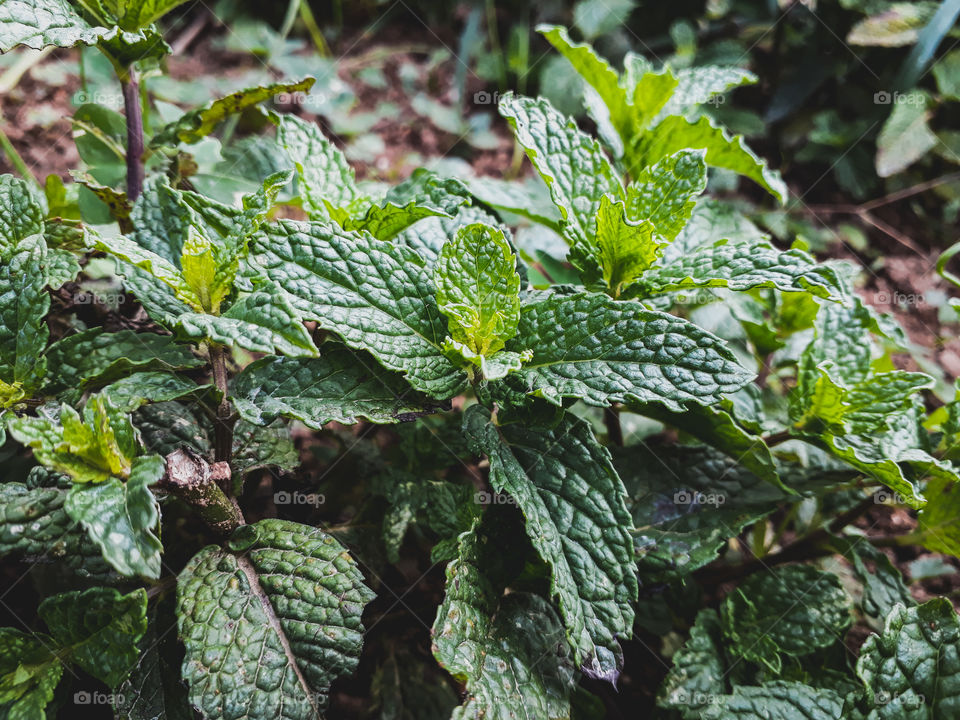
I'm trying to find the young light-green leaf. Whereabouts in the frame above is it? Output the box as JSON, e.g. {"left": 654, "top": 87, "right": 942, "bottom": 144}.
{"left": 435, "top": 223, "right": 521, "bottom": 359}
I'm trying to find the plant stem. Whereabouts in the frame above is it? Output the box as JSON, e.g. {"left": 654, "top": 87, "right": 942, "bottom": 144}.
{"left": 0, "top": 113, "right": 37, "bottom": 186}
{"left": 208, "top": 343, "right": 234, "bottom": 465}
{"left": 763, "top": 429, "right": 793, "bottom": 447}
{"left": 121, "top": 68, "right": 145, "bottom": 200}
{"left": 161, "top": 448, "right": 244, "bottom": 534}
{"left": 604, "top": 406, "right": 623, "bottom": 446}
{"left": 694, "top": 495, "right": 877, "bottom": 586}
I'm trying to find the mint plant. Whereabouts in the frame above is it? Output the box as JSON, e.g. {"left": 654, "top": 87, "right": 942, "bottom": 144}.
{"left": 2, "top": 10, "right": 960, "bottom": 718}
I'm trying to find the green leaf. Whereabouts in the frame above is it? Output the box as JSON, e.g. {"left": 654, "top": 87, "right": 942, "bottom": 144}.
{"left": 8, "top": 396, "right": 138, "bottom": 483}
{"left": 614, "top": 443, "right": 780, "bottom": 580}
{"left": 633, "top": 401, "right": 785, "bottom": 491}
{"left": 435, "top": 223, "right": 521, "bottom": 360}
{"left": 856, "top": 599, "right": 960, "bottom": 718}
{"left": 432, "top": 526, "right": 576, "bottom": 718}
{"left": 113, "top": 620, "right": 193, "bottom": 720}
{"left": 0, "top": 628, "right": 62, "bottom": 719}
{"left": 625, "top": 149, "right": 707, "bottom": 241}
{"left": 64, "top": 455, "right": 164, "bottom": 578}
{"left": 42, "top": 328, "right": 203, "bottom": 395}
{"left": 504, "top": 292, "right": 752, "bottom": 410}
{"left": 97, "top": 233, "right": 201, "bottom": 309}
{"left": 848, "top": 2, "right": 939, "bottom": 46}
{"left": 917, "top": 474, "right": 960, "bottom": 556}
{"left": 231, "top": 345, "right": 431, "bottom": 429}
{"left": 152, "top": 78, "right": 316, "bottom": 146}
{"left": 0, "top": 482, "right": 112, "bottom": 579}
{"left": 249, "top": 220, "right": 465, "bottom": 399}
{"left": 128, "top": 176, "right": 192, "bottom": 264}
{"left": 38, "top": 587, "right": 148, "bottom": 688}
{"left": 177, "top": 289, "right": 317, "bottom": 357}
{"left": 933, "top": 49, "right": 960, "bottom": 101}
{"left": 498, "top": 93, "right": 623, "bottom": 249}
{"left": 875, "top": 94, "right": 938, "bottom": 177}
{"left": 273, "top": 112, "right": 362, "bottom": 220}
{"left": 0, "top": 0, "right": 109, "bottom": 51}
{"left": 177, "top": 519, "right": 376, "bottom": 718}
{"left": 463, "top": 405, "right": 637, "bottom": 681}
{"left": 833, "top": 539, "right": 914, "bottom": 621}
{"left": 631, "top": 114, "right": 788, "bottom": 203}
{"left": 116, "top": 0, "right": 192, "bottom": 30}
{"left": 0, "top": 233, "right": 49, "bottom": 400}
{"left": 537, "top": 24, "right": 633, "bottom": 144}
{"left": 344, "top": 169, "right": 471, "bottom": 241}
{"left": 700, "top": 682, "right": 844, "bottom": 719}
{"left": 0, "top": 174, "right": 44, "bottom": 254}
{"left": 721, "top": 565, "right": 852, "bottom": 674}
{"left": 589, "top": 195, "right": 661, "bottom": 294}
{"left": 657, "top": 65, "right": 757, "bottom": 120}
{"left": 640, "top": 237, "right": 845, "bottom": 300}
{"left": 657, "top": 609, "right": 726, "bottom": 718}
{"left": 100, "top": 371, "right": 210, "bottom": 413}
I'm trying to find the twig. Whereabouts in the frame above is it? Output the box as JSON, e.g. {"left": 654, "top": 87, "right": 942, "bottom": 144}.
{"left": 170, "top": 9, "right": 210, "bottom": 55}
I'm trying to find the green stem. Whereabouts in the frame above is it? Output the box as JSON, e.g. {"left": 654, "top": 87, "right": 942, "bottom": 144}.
{"left": 161, "top": 448, "right": 243, "bottom": 534}
{"left": 208, "top": 343, "right": 235, "bottom": 465}
{"left": 0, "top": 113, "right": 37, "bottom": 186}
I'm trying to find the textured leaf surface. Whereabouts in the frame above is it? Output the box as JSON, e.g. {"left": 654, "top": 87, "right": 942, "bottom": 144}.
{"left": 856, "top": 599, "right": 960, "bottom": 719}
{"left": 0, "top": 233, "right": 49, "bottom": 398}
{"left": 38, "top": 587, "right": 147, "bottom": 688}
{"left": 0, "top": 0, "right": 109, "bottom": 51}
{"left": 632, "top": 114, "right": 787, "bottom": 202}
{"left": 177, "top": 519, "right": 375, "bottom": 719}
{"left": 700, "top": 682, "right": 844, "bottom": 719}
{"left": 658, "top": 609, "right": 726, "bottom": 717}
{"left": 590, "top": 195, "right": 660, "bottom": 293}
{"left": 0, "top": 174, "right": 44, "bottom": 253}
{"left": 721, "top": 565, "right": 851, "bottom": 673}
{"left": 657, "top": 65, "right": 757, "bottom": 120}
{"left": 435, "top": 223, "right": 521, "bottom": 359}
{"left": 432, "top": 526, "right": 575, "bottom": 719}
{"left": 0, "top": 482, "right": 112, "bottom": 578}
{"left": 249, "top": 220, "right": 465, "bottom": 398}
{"left": 498, "top": 93, "right": 623, "bottom": 249}
{"left": 42, "top": 328, "right": 202, "bottom": 394}
{"left": 64, "top": 455, "right": 164, "bottom": 578}
{"left": 274, "top": 113, "right": 361, "bottom": 219}
{"left": 625, "top": 149, "right": 707, "bottom": 241}
{"left": 640, "top": 238, "right": 845, "bottom": 300}
{"left": 232, "top": 346, "right": 430, "bottom": 429}
{"left": 505, "top": 292, "right": 752, "bottom": 410}
{"left": 177, "top": 290, "right": 317, "bottom": 357}
{"left": 464, "top": 405, "right": 636, "bottom": 681}
{"left": 918, "top": 474, "right": 960, "bottom": 556}
{"left": 0, "top": 628, "right": 62, "bottom": 719}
